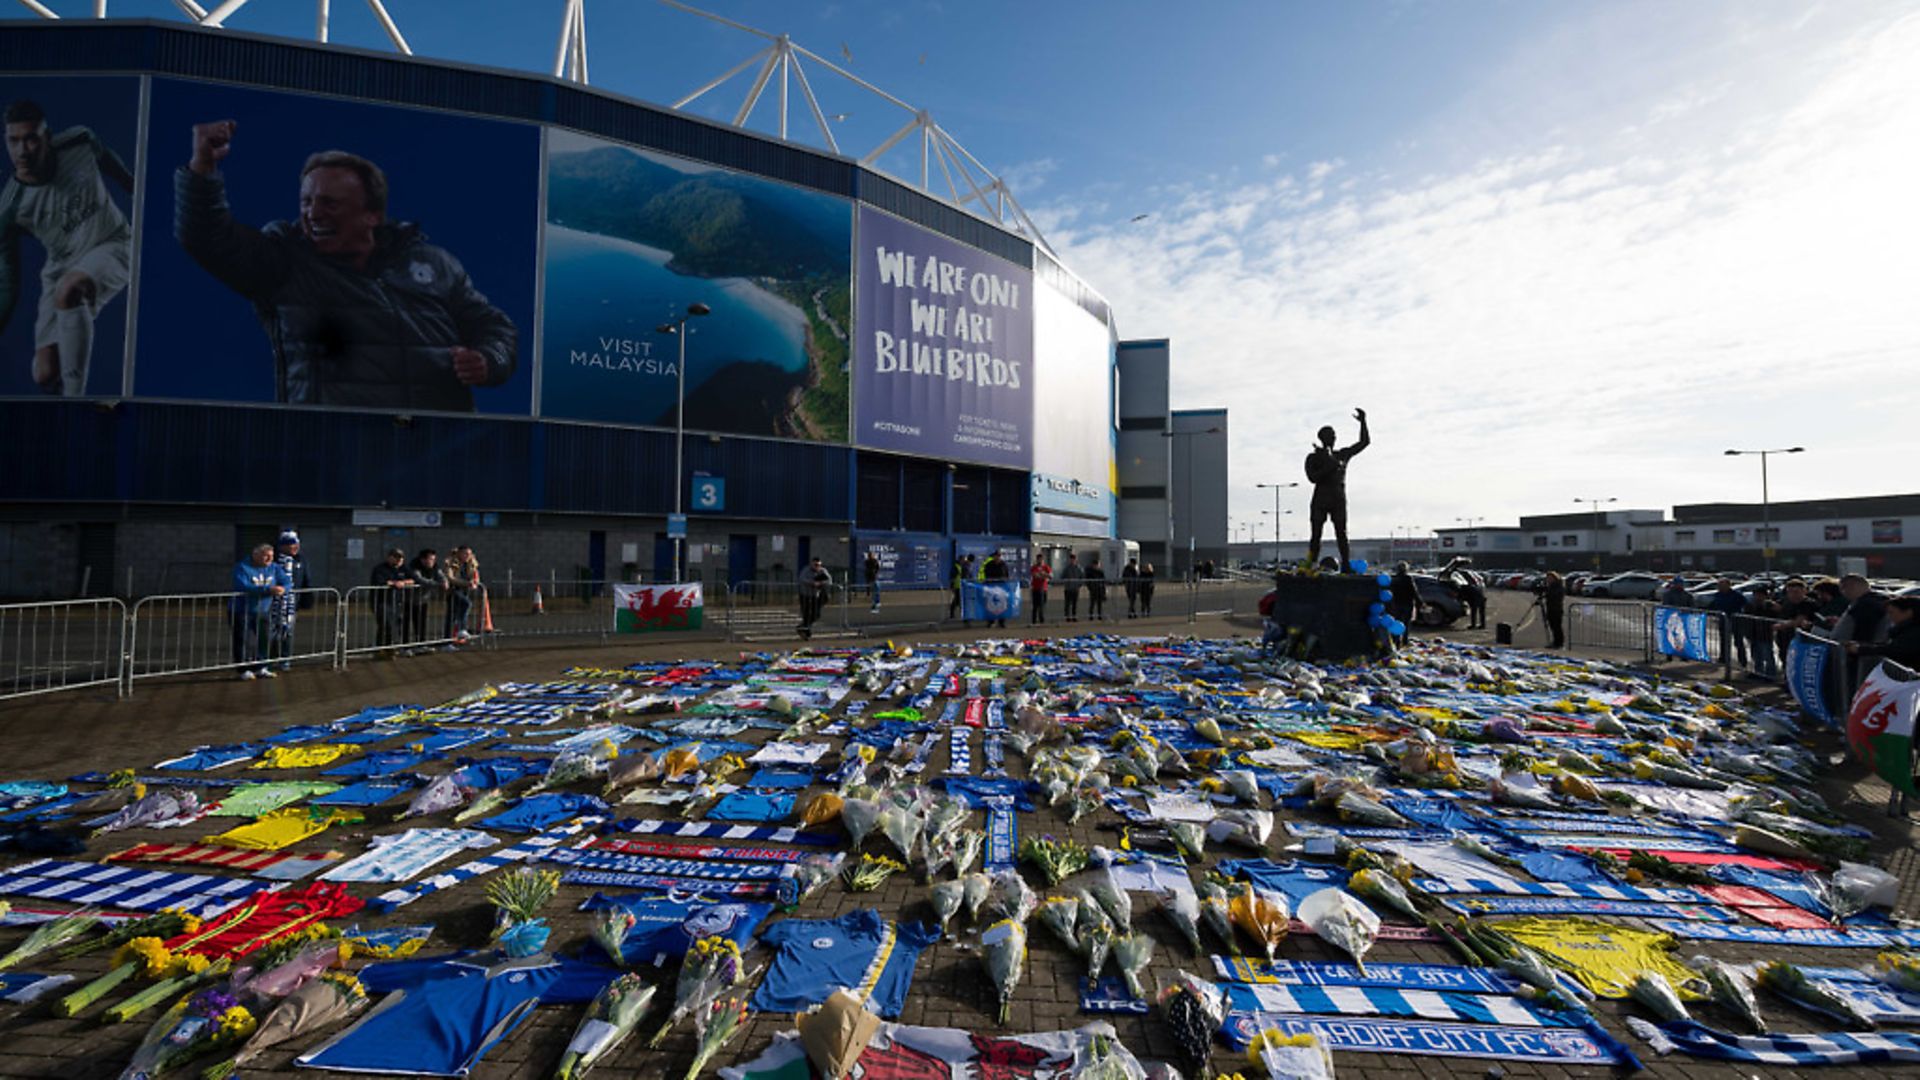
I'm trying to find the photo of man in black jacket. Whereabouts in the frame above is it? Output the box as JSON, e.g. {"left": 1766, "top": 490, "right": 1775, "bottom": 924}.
{"left": 174, "top": 119, "right": 517, "bottom": 411}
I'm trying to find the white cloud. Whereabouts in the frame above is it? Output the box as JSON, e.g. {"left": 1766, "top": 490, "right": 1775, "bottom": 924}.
{"left": 1042, "top": 7, "right": 1920, "bottom": 540}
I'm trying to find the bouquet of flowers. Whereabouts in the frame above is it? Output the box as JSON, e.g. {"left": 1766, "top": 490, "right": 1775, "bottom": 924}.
{"left": 0, "top": 906, "right": 103, "bottom": 969}
{"left": 951, "top": 832, "right": 984, "bottom": 877}
{"left": 453, "top": 788, "right": 510, "bottom": 824}
{"left": 1069, "top": 788, "right": 1105, "bottom": 826}
{"left": 589, "top": 909, "right": 637, "bottom": 967}
{"left": 399, "top": 774, "right": 469, "bottom": 819}
{"left": 877, "top": 805, "right": 925, "bottom": 864}
{"left": 1078, "top": 919, "right": 1115, "bottom": 980}
{"left": 1244, "top": 1029, "right": 1333, "bottom": 1080}
{"left": 554, "top": 973, "right": 656, "bottom": 1079}
{"left": 95, "top": 788, "right": 201, "bottom": 836}
{"left": 1690, "top": 956, "right": 1765, "bottom": 1034}
{"left": 1168, "top": 822, "right": 1209, "bottom": 863}
{"left": 931, "top": 880, "right": 966, "bottom": 937}
{"left": 1193, "top": 716, "right": 1228, "bottom": 745}
{"left": 231, "top": 936, "right": 348, "bottom": 1001}
{"left": 841, "top": 797, "right": 883, "bottom": 848}
{"left": 1160, "top": 984, "right": 1218, "bottom": 1080}
{"left": 603, "top": 751, "right": 662, "bottom": 794}
{"left": 650, "top": 937, "right": 745, "bottom": 1048}
{"left": 487, "top": 867, "right": 561, "bottom": 934}
{"left": 200, "top": 972, "right": 367, "bottom": 1080}
{"left": 1198, "top": 881, "right": 1239, "bottom": 955}
{"left": 778, "top": 853, "right": 845, "bottom": 908}
{"left": 963, "top": 872, "right": 994, "bottom": 922}
{"left": 924, "top": 831, "right": 957, "bottom": 880}
{"left": 1226, "top": 884, "right": 1290, "bottom": 963}
{"left": 1158, "top": 888, "right": 1204, "bottom": 955}
{"left": 57, "top": 936, "right": 208, "bottom": 1019}
{"left": 1449, "top": 831, "right": 1523, "bottom": 869}
{"left": 1874, "top": 951, "right": 1920, "bottom": 994}
{"left": 1086, "top": 871, "right": 1133, "bottom": 934}
{"left": 1020, "top": 836, "right": 1090, "bottom": 886}
{"left": 531, "top": 743, "right": 619, "bottom": 793}
{"left": 1333, "top": 791, "right": 1407, "bottom": 828}
{"left": 987, "top": 869, "right": 1037, "bottom": 923}
{"left": 1114, "top": 932, "right": 1155, "bottom": 1001}
{"left": 1348, "top": 868, "right": 1422, "bottom": 922}
{"left": 842, "top": 854, "right": 907, "bottom": 892}
{"left": 661, "top": 745, "right": 703, "bottom": 780}
{"left": 1627, "top": 971, "right": 1691, "bottom": 1022}
{"left": 115, "top": 986, "right": 256, "bottom": 1080}
{"left": 683, "top": 995, "right": 748, "bottom": 1080}
{"left": 1033, "top": 895, "right": 1080, "bottom": 952}
{"left": 981, "top": 918, "right": 1027, "bottom": 1024}
{"left": 1758, "top": 960, "right": 1876, "bottom": 1029}
{"left": 1297, "top": 888, "right": 1379, "bottom": 974}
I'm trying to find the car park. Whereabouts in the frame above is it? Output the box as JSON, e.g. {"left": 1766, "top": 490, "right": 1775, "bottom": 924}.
{"left": 1584, "top": 571, "right": 1664, "bottom": 599}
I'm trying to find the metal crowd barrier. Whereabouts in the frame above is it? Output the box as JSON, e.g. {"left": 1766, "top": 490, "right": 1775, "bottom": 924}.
{"left": 0, "top": 598, "right": 128, "bottom": 702}
{"left": 1563, "top": 599, "right": 1655, "bottom": 661}
{"left": 340, "top": 584, "right": 465, "bottom": 658}
{"left": 727, "top": 580, "right": 845, "bottom": 641}
{"left": 126, "top": 587, "right": 344, "bottom": 688}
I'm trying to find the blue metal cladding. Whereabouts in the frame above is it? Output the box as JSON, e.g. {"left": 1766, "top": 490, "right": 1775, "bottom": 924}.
{"left": 0, "top": 401, "right": 122, "bottom": 502}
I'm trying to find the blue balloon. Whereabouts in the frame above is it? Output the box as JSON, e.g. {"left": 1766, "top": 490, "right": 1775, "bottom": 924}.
{"left": 1351, "top": 559, "right": 1370, "bottom": 573}
{"left": 1376, "top": 573, "right": 1392, "bottom": 587}
{"left": 1389, "top": 619, "right": 1406, "bottom": 635}
{"left": 1368, "top": 602, "right": 1385, "bottom": 615}
{"left": 1368, "top": 614, "right": 1385, "bottom": 628}
{"left": 1379, "top": 590, "right": 1393, "bottom": 603}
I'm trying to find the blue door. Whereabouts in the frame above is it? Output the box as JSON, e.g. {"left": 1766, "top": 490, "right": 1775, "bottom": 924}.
{"left": 653, "top": 534, "right": 676, "bottom": 583}
{"left": 728, "top": 535, "right": 758, "bottom": 589}
{"left": 797, "top": 535, "right": 812, "bottom": 576}
{"left": 588, "top": 530, "right": 606, "bottom": 593}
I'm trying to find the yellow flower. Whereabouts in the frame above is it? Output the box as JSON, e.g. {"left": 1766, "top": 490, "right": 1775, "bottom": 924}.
{"left": 218, "top": 1005, "right": 257, "bottom": 1040}
{"left": 181, "top": 953, "right": 212, "bottom": 977}
{"left": 114, "top": 937, "right": 174, "bottom": 978}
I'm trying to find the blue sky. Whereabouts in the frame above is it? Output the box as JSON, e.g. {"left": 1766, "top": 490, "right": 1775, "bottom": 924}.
{"left": 30, "top": 1, "right": 1920, "bottom": 538}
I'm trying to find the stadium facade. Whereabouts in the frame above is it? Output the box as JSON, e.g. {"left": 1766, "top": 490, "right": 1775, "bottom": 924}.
{"left": 0, "top": 19, "right": 1123, "bottom": 600}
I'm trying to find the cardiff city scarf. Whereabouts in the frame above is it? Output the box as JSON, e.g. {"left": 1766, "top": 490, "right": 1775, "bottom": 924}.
{"left": 1219, "top": 1013, "right": 1638, "bottom": 1067}
{"left": 983, "top": 731, "right": 1006, "bottom": 778}
{"left": 1220, "top": 982, "right": 1578, "bottom": 1030}
{"left": 559, "top": 870, "right": 774, "bottom": 896}
{"left": 1630, "top": 1017, "right": 1920, "bottom": 1066}
{"left": 1211, "top": 957, "right": 1523, "bottom": 995}
{"left": 591, "top": 838, "right": 814, "bottom": 863}
{"left": 946, "top": 728, "right": 971, "bottom": 775}
{"left": 1413, "top": 878, "right": 1708, "bottom": 903}
{"left": 1442, "top": 896, "right": 1736, "bottom": 921}
{"left": 984, "top": 798, "right": 1016, "bottom": 872}
{"left": 1100, "top": 791, "right": 1158, "bottom": 826}
{"left": 0, "top": 858, "right": 270, "bottom": 918}
{"left": 1645, "top": 920, "right": 1900, "bottom": 947}
{"left": 540, "top": 847, "right": 784, "bottom": 881}
{"left": 606, "top": 819, "right": 840, "bottom": 846}
{"left": 367, "top": 816, "right": 601, "bottom": 913}
{"left": 905, "top": 730, "right": 941, "bottom": 775}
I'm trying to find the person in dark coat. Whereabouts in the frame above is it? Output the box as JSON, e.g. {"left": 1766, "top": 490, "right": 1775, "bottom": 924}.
{"left": 1848, "top": 596, "right": 1920, "bottom": 670}
{"left": 1389, "top": 562, "right": 1420, "bottom": 635}
{"left": 1121, "top": 558, "right": 1141, "bottom": 618}
{"left": 1539, "top": 571, "right": 1566, "bottom": 648}
{"left": 1085, "top": 556, "right": 1108, "bottom": 622}
{"left": 1137, "top": 562, "right": 1157, "bottom": 616}
{"left": 1705, "top": 578, "right": 1751, "bottom": 667}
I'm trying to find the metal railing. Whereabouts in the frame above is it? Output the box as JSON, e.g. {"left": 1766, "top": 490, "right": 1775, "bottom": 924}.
{"left": 340, "top": 584, "right": 465, "bottom": 658}
{"left": 0, "top": 598, "right": 128, "bottom": 702}
{"left": 126, "top": 587, "right": 344, "bottom": 687}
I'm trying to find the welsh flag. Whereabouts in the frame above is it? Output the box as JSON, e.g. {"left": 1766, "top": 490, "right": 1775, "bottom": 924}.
{"left": 613, "top": 582, "right": 703, "bottom": 633}
{"left": 1847, "top": 663, "right": 1920, "bottom": 796}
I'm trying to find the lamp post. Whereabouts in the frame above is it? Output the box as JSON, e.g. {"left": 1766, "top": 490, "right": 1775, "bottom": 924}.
{"left": 1725, "top": 447, "right": 1804, "bottom": 575}
{"left": 1261, "top": 509, "right": 1293, "bottom": 547}
{"left": 655, "top": 301, "right": 712, "bottom": 583}
{"left": 1455, "top": 516, "right": 1484, "bottom": 558}
{"left": 1574, "top": 497, "right": 1617, "bottom": 572}
{"left": 1255, "top": 482, "right": 1299, "bottom": 548}
{"left": 1163, "top": 426, "right": 1221, "bottom": 578}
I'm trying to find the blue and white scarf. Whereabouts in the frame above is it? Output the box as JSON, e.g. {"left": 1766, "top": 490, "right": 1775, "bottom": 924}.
{"left": 367, "top": 816, "right": 600, "bottom": 913}
{"left": 984, "top": 797, "right": 1016, "bottom": 872}
{"left": 605, "top": 819, "right": 841, "bottom": 847}
{"left": 559, "top": 870, "right": 775, "bottom": 897}
{"left": 946, "top": 729, "right": 971, "bottom": 776}
{"left": 540, "top": 847, "right": 783, "bottom": 880}
{"left": 1221, "top": 1013, "right": 1638, "bottom": 1067}
{"left": 0, "top": 858, "right": 269, "bottom": 918}
{"left": 1630, "top": 1018, "right": 1920, "bottom": 1066}
{"left": 904, "top": 730, "right": 941, "bottom": 775}
{"left": 982, "top": 731, "right": 1006, "bottom": 778}
{"left": 1441, "top": 896, "right": 1736, "bottom": 921}
{"left": 1415, "top": 878, "right": 1707, "bottom": 903}
{"left": 1645, "top": 920, "right": 1899, "bottom": 948}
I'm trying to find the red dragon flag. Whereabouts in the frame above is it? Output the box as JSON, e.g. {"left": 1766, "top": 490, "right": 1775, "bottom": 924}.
{"left": 1847, "top": 662, "right": 1920, "bottom": 797}
{"left": 613, "top": 582, "right": 704, "bottom": 633}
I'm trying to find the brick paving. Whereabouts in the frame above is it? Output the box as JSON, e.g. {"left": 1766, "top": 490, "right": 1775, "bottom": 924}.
{"left": 0, "top": 591, "right": 1914, "bottom": 1078}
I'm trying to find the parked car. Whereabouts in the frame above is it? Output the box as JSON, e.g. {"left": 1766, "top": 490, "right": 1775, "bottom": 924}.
{"left": 1585, "top": 572, "right": 1663, "bottom": 599}
{"left": 1411, "top": 574, "right": 1466, "bottom": 628}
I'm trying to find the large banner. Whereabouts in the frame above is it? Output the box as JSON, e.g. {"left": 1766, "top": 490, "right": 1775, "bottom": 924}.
{"left": 1848, "top": 662, "right": 1920, "bottom": 797}
{"left": 1030, "top": 274, "right": 1114, "bottom": 534}
{"left": 614, "top": 582, "right": 703, "bottom": 632}
{"left": 135, "top": 78, "right": 539, "bottom": 414}
{"left": 1786, "top": 631, "right": 1837, "bottom": 727}
{"left": 854, "top": 206, "right": 1033, "bottom": 469}
{"left": 0, "top": 75, "right": 140, "bottom": 398}
{"left": 961, "top": 580, "right": 1022, "bottom": 623}
{"left": 1654, "top": 606, "right": 1714, "bottom": 663}
{"left": 856, "top": 534, "right": 948, "bottom": 589}
{"left": 542, "top": 131, "right": 850, "bottom": 439}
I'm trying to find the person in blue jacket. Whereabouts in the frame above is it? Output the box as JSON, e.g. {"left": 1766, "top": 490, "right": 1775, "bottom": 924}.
{"left": 230, "top": 541, "right": 289, "bottom": 680}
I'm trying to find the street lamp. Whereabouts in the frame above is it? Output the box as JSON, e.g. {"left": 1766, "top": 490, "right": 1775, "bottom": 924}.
{"left": 1261, "top": 509, "right": 1293, "bottom": 550}
{"left": 1573, "top": 497, "right": 1617, "bottom": 571}
{"left": 655, "top": 301, "right": 713, "bottom": 583}
{"left": 1162, "top": 427, "right": 1222, "bottom": 578}
{"left": 1255, "top": 482, "right": 1300, "bottom": 546}
{"left": 1725, "top": 447, "right": 1804, "bottom": 574}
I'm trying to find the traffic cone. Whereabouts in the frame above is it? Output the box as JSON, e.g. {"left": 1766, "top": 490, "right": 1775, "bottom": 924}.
{"left": 531, "top": 585, "right": 545, "bottom": 615}
{"left": 480, "top": 589, "right": 496, "bottom": 633}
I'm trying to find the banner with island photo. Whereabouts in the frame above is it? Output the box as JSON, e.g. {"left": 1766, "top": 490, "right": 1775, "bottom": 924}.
{"left": 540, "top": 130, "right": 851, "bottom": 441}
{"left": 853, "top": 206, "right": 1034, "bottom": 470}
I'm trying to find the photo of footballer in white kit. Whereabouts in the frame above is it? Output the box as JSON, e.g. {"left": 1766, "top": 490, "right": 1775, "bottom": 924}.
{"left": 0, "top": 79, "right": 139, "bottom": 398}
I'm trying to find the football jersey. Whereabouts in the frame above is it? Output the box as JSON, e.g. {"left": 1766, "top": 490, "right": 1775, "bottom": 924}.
{"left": 297, "top": 953, "right": 617, "bottom": 1076}
{"left": 576, "top": 892, "right": 772, "bottom": 967}
{"left": 752, "top": 909, "right": 939, "bottom": 1019}
{"left": 0, "top": 127, "right": 131, "bottom": 266}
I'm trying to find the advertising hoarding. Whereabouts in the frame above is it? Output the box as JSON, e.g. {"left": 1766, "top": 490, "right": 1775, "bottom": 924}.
{"left": 1030, "top": 274, "right": 1114, "bottom": 536}
{"left": 853, "top": 206, "right": 1033, "bottom": 469}
{"left": 135, "top": 78, "right": 539, "bottom": 414}
{"left": 0, "top": 75, "right": 140, "bottom": 398}
{"left": 541, "top": 130, "right": 850, "bottom": 439}
{"left": 855, "top": 533, "right": 949, "bottom": 589}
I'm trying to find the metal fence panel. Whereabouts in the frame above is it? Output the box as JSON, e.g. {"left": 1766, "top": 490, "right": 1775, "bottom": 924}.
{"left": 340, "top": 583, "right": 465, "bottom": 658}
{"left": 127, "top": 588, "right": 341, "bottom": 687}
{"left": 727, "top": 581, "right": 845, "bottom": 641}
{"left": 0, "top": 598, "right": 127, "bottom": 702}
{"left": 1565, "top": 599, "right": 1654, "bottom": 657}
